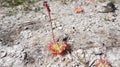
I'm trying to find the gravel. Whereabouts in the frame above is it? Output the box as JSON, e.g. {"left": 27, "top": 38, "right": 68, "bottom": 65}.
{"left": 0, "top": 0, "right": 120, "bottom": 67}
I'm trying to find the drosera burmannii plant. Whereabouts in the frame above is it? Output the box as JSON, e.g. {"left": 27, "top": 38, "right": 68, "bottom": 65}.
{"left": 43, "top": 1, "right": 70, "bottom": 56}
{"left": 95, "top": 58, "right": 112, "bottom": 67}
{"left": 95, "top": 49, "right": 112, "bottom": 67}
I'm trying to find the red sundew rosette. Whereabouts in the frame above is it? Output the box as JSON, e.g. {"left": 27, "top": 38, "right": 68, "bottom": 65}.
{"left": 96, "top": 59, "right": 112, "bottom": 67}
{"left": 49, "top": 41, "right": 68, "bottom": 55}
{"left": 75, "top": 7, "right": 84, "bottom": 14}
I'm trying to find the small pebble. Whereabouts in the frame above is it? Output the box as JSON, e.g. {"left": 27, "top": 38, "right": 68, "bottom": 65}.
{"left": 0, "top": 50, "right": 7, "bottom": 58}
{"left": 93, "top": 48, "right": 103, "bottom": 55}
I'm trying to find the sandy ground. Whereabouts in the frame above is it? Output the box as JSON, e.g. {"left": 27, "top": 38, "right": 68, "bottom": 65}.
{"left": 0, "top": 0, "right": 120, "bottom": 67}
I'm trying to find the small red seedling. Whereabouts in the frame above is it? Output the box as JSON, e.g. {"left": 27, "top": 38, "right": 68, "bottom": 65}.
{"left": 96, "top": 59, "right": 112, "bottom": 67}
{"left": 43, "top": 1, "right": 69, "bottom": 55}
{"left": 75, "top": 7, "right": 84, "bottom": 14}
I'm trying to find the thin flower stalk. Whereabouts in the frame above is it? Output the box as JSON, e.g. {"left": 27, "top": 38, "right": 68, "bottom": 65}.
{"left": 43, "top": 1, "right": 55, "bottom": 42}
